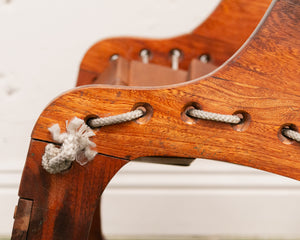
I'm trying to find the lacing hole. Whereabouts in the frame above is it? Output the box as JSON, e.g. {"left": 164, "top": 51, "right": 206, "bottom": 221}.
{"left": 181, "top": 102, "right": 201, "bottom": 124}
{"left": 132, "top": 103, "right": 153, "bottom": 124}
{"left": 60, "top": 163, "right": 73, "bottom": 174}
{"left": 85, "top": 114, "right": 100, "bottom": 129}
{"left": 278, "top": 124, "right": 298, "bottom": 145}
{"left": 232, "top": 111, "right": 251, "bottom": 132}
{"left": 199, "top": 54, "right": 210, "bottom": 63}
{"left": 170, "top": 49, "right": 182, "bottom": 57}
{"left": 110, "top": 54, "right": 119, "bottom": 61}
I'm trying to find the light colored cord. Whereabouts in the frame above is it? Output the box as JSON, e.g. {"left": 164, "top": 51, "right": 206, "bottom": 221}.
{"left": 42, "top": 110, "right": 144, "bottom": 174}
{"left": 187, "top": 108, "right": 241, "bottom": 124}
{"left": 88, "top": 109, "right": 144, "bottom": 128}
{"left": 282, "top": 129, "right": 300, "bottom": 142}
{"left": 42, "top": 105, "right": 299, "bottom": 175}
{"left": 42, "top": 117, "right": 97, "bottom": 174}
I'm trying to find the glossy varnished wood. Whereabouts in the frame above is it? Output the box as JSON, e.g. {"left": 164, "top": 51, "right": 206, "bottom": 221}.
{"left": 32, "top": 0, "right": 300, "bottom": 180}
{"left": 11, "top": 199, "right": 33, "bottom": 239}
{"left": 94, "top": 56, "right": 188, "bottom": 86}
{"left": 76, "top": 0, "right": 271, "bottom": 86}
{"left": 11, "top": 0, "right": 300, "bottom": 239}
{"left": 12, "top": 140, "right": 128, "bottom": 240}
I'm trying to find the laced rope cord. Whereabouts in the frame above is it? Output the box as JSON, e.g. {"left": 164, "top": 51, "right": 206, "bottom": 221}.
{"left": 88, "top": 109, "right": 144, "bottom": 128}
{"left": 282, "top": 128, "right": 300, "bottom": 142}
{"left": 42, "top": 110, "right": 144, "bottom": 174}
{"left": 187, "top": 108, "right": 241, "bottom": 124}
{"left": 42, "top": 118, "right": 97, "bottom": 174}
{"left": 42, "top": 105, "right": 300, "bottom": 174}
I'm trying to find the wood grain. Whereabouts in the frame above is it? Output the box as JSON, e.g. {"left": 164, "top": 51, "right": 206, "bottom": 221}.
{"left": 94, "top": 57, "right": 188, "bottom": 86}
{"left": 12, "top": 0, "right": 300, "bottom": 239}
{"left": 32, "top": 0, "right": 300, "bottom": 180}
{"left": 12, "top": 140, "right": 128, "bottom": 240}
{"left": 76, "top": 0, "right": 271, "bottom": 86}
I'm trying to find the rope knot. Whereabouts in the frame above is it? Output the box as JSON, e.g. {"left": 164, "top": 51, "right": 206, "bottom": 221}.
{"left": 42, "top": 117, "right": 97, "bottom": 174}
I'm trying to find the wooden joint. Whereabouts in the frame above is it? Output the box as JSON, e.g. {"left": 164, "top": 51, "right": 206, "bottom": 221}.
{"left": 11, "top": 198, "right": 33, "bottom": 240}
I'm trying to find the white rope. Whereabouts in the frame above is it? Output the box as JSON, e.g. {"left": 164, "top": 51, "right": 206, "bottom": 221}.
{"left": 42, "top": 110, "right": 144, "bottom": 174}
{"left": 42, "top": 117, "right": 97, "bottom": 174}
{"left": 88, "top": 109, "right": 144, "bottom": 128}
{"left": 187, "top": 109, "right": 241, "bottom": 124}
{"left": 282, "top": 129, "right": 300, "bottom": 142}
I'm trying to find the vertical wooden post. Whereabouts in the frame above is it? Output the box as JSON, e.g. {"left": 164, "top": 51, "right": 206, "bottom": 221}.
{"left": 11, "top": 140, "right": 128, "bottom": 240}
{"left": 88, "top": 201, "right": 106, "bottom": 240}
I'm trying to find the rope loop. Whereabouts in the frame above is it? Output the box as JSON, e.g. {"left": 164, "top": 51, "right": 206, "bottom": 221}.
{"left": 88, "top": 109, "right": 145, "bottom": 128}
{"left": 282, "top": 128, "right": 300, "bottom": 142}
{"left": 42, "top": 109, "right": 145, "bottom": 174}
{"left": 42, "top": 117, "right": 97, "bottom": 174}
{"left": 42, "top": 104, "right": 299, "bottom": 174}
{"left": 187, "top": 108, "right": 242, "bottom": 124}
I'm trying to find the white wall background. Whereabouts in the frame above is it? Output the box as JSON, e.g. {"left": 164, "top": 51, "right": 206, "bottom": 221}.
{"left": 1, "top": 0, "right": 300, "bottom": 238}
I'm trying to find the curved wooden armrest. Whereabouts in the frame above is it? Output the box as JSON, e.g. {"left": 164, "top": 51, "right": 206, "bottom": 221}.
{"left": 33, "top": 0, "right": 300, "bottom": 180}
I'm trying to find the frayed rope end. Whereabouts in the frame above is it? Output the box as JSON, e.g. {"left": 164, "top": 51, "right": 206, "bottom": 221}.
{"left": 42, "top": 117, "right": 97, "bottom": 174}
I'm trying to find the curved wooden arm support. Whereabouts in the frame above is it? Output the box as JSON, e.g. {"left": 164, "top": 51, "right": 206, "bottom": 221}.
{"left": 34, "top": 0, "right": 300, "bottom": 180}
{"left": 12, "top": 0, "right": 299, "bottom": 239}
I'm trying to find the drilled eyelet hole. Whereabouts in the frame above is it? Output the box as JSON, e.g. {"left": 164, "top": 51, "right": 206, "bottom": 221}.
{"left": 85, "top": 114, "right": 100, "bottom": 129}
{"left": 181, "top": 102, "right": 202, "bottom": 124}
{"left": 278, "top": 124, "right": 298, "bottom": 145}
{"left": 199, "top": 54, "right": 210, "bottom": 63}
{"left": 60, "top": 163, "right": 73, "bottom": 174}
{"left": 232, "top": 111, "right": 251, "bottom": 132}
{"left": 170, "top": 48, "right": 182, "bottom": 57}
{"left": 169, "top": 48, "right": 183, "bottom": 61}
{"left": 109, "top": 54, "right": 119, "bottom": 61}
{"left": 132, "top": 103, "right": 153, "bottom": 124}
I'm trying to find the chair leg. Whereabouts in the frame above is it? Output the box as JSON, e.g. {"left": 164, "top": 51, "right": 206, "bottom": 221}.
{"left": 12, "top": 139, "right": 128, "bottom": 240}
{"left": 88, "top": 199, "right": 106, "bottom": 240}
